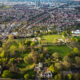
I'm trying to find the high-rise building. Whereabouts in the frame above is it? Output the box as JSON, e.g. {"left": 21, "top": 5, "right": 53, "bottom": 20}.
{"left": 36, "top": 0, "right": 41, "bottom": 7}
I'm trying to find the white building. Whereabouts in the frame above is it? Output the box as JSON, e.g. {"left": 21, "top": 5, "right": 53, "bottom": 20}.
{"left": 72, "top": 30, "right": 80, "bottom": 36}
{"left": 12, "top": 32, "right": 18, "bottom": 36}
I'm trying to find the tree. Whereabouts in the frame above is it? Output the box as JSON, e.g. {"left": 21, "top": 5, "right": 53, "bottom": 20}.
{"left": 9, "top": 45, "right": 17, "bottom": 57}
{"left": 71, "top": 36, "right": 74, "bottom": 41}
{"left": 67, "top": 74, "right": 72, "bottom": 80}
{"left": 63, "top": 56, "right": 71, "bottom": 62}
{"left": 48, "top": 64, "right": 55, "bottom": 73}
{"left": 24, "top": 74, "right": 29, "bottom": 80}
{"left": 1, "top": 58, "right": 7, "bottom": 67}
{"left": 18, "top": 42, "right": 25, "bottom": 53}
{"left": 8, "top": 58, "right": 16, "bottom": 65}
{"left": 2, "top": 40, "right": 13, "bottom": 53}
{"left": 32, "top": 51, "right": 38, "bottom": 63}
{"left": 73, "top": 47, "right": 79, "bottom": 54}
{"left": 24, "top": 53, "right": 33, "bottom": 64}
{"left": 2, "top": 70, "right": 13, "bottom": 78}
{"left": 73, "top": 73, "right": 80, "bottom": 80}
{"left": 30, "top": 42, "right": 36, "bottom": 51}
{"left": 55, "top": 63, "right": 63, "bottom": 70}
{"left": 0, "top": 51, "right": 5, "bottom": 58}
{"left": 62, "top": 31, "right": 67, "bottom": 37}
{"left": 67, "top": 30, "right": 72, "bottom": 36}
{"left": 75, "top": 56, "right": 80, "bottom": 65}
{"left": 8, "top": 58, "right": 19, "bottom": 72}
{"left": 30, "top": 42, "right": 36, "bottom": 47}
{"left": 52, "top": 52, "right": 59, "bottom": 60}
{"left": 25, "top": 40, "right": 31, "bottom": 46}
{"left": 54, "top": 73, "right": 63, "bottom": 80}
{"left": 39, "top": 54, "right": 43, "bottom": 62}
{"left": 8, "top": 34, "right": 14, "bottom": 40}
{"left": 74, "top": 38, "right": 78, "bottom": 43}
{"left": 63, "top": 61, "right": 71, "bottom": 69}
{"left": 43, "top": 47, "right": 48, "bottom": 55}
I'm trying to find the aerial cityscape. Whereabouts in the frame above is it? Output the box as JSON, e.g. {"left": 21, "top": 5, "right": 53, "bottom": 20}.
{"left": 0, "top": 0, "right": 80, "bottom": 80}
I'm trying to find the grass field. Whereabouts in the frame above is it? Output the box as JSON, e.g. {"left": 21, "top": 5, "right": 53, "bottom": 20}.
{"left": 41, "top": 34, "right": 72, "bottom": 57}
{"left": 41, "top": 34, "right": 65, "bottom": 43}
{"left": 46, "top": 45, "right": 72, "bottom": 57}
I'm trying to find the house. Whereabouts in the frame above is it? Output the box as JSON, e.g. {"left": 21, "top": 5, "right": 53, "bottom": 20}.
{"left": 12, "top": 32, "right": 18, "bottom": 36}
{"left": 40, "top": 71, "right": 52, "bottom": 78}
{"left": 37, "top": 37, "right": 41, "bottom": 41}
{"left": 65, "top": 38, "right": 71, "bottom": 43}
{"left": 0, "top": 24, "right": 6, "bottom": 30}
{"left": 57, "top": 39, "right": 65, "bottom": 44}
{"left": 35, "top": 63, "right": 53, "bottom": 78}
{"left": 35, "top": 62, "right": 43, "bottom": 72}
{"left": 26, "top": 33, "right": 33, "bottom": 37}
{"left": 76, "top": 19, "right": 80, "bottom": 22}
{"left": 32, "top": 38, "right": 38, "bottom": 42}
{"left": 1, "top": 32, "right": 9, "bottom": 36}
{"left": 72, "top": 30, "right": 80, "bottom": 36}
{"left": 57, "top": 39, "right": 64, "bottom": 43}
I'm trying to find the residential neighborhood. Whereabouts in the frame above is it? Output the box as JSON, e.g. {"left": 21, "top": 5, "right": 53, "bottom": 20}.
{"left": 0, "top": 0, "right": 80, "bottom": 80}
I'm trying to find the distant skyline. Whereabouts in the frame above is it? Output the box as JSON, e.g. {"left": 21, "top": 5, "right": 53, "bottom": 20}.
{"left": 0, "top": 0, "right": 80, "bottom": 2}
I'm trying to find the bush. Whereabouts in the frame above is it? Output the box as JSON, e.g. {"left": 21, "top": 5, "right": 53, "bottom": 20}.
{"left": 2, "top": 70, "right": 13, "bottom": 78}
{"left": 54, "top": 73, "right": 62, "bottom": 80}
{"left": 63, "top": 61, "right": 71, "bottom": 69}
{"left": 24, "top": 54, "right": 33, "bottom": 64}
{"left": 55, "top": 63, "right": 63, "bottom": 70}
{"left": 30, "top": 42, "right": 36, "bottom": 46}
{"left": 48, "top": 64, "right": 55, "bottom": 73}
{"left": 73, "top": 47, "right": 79, "bottom": 54}
{"left": 0, "top": 51, "right": 5, "bottom": 58}
{"left": 25, "top": 40, "right": 31, "bottom": 46}
{"left": 24, "top": 74, "right": 29, "bottom": 80}
{"left": 75, "top": 56, "right": 80, "bottom": 65}
{"left": 67, "top": 74, "right": 72, "bottom": 80}
{"left": 8, "top": 34, "right": 14, "bottom": 40}
{"left": 52, "top": 52, "right": 59, "bottom": 59}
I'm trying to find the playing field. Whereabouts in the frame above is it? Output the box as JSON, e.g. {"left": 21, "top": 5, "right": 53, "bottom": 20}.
{"left": 46, "top": 45, "right": 72, "bottom": 57}
{"left": 41, "top": 34, "right": 65, "bottom": 43}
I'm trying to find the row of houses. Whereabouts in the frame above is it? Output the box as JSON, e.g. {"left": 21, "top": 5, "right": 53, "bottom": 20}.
{"left": 35, "top": 63, "right": 53, "bottom": 78}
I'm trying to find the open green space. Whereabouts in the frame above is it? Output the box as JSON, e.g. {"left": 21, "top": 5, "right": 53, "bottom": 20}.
{"left": 41, "top": 34, "right": 65, "bottom": 43}
{"left": 14, "top": 34, "right": 72, "bottom": 58}
{"left": 46, "top": 45, "right": 72, "bottom": 57}
{"left": 41, "top": 34, "right": 72, "bottom": 57}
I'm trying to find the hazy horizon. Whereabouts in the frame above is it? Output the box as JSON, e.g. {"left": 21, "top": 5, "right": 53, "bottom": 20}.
{"left": 0, "top": 0, "right": 80, "bottom": 2}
